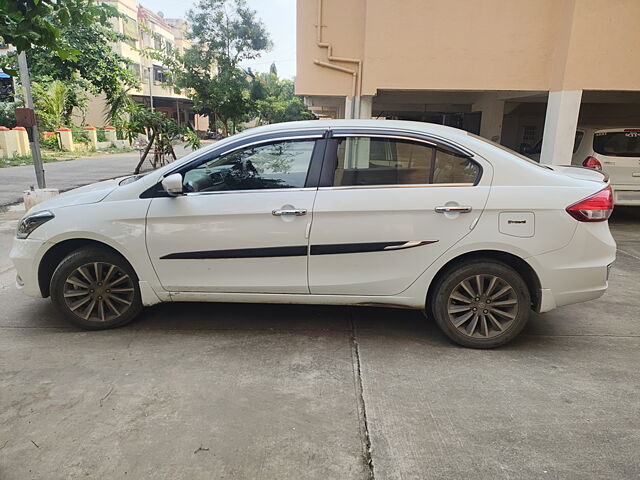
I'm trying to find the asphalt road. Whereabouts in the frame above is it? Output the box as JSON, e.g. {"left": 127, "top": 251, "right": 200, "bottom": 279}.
{"left": 0, "top": 207, "right": 639, "bottom": 479}
{"left": 0, "top": 144, "right": 195, "bottom": 207}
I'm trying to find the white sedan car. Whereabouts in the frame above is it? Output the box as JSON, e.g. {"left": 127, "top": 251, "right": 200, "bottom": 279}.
{"left": 10, "top": 120, "right": 616, "bottom": 348}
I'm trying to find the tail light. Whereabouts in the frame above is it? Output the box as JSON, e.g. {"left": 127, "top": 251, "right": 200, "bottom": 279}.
{"left": 566, "top": 186, "right": 613, "bottom": 222}
{"left": 582, "top": 156, "right": 602, "bottom": 170}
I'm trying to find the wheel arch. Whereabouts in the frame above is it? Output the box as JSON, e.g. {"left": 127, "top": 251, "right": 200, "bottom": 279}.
{"left": 38, "top": 238, "right": 135, "bottom": 298}
{"left": 425, "top": 250, "right": 542, "bottom": 312}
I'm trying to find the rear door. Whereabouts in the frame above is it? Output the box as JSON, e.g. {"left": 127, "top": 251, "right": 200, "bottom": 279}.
{"left": 593, "top": 129, "right": 640, "bottom": 193}
{"left": 308, "top": 130, "right": 491, "bottom": 296}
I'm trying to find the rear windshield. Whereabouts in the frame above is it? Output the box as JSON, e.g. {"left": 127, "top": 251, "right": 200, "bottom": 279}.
{"left": 593, "top": 131, "right": 640, "bottom": 157}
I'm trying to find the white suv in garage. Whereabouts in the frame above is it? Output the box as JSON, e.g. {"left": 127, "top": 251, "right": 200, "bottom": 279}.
{"left": 10, "top": 120, "right": 616, "bottom": 348}
{"left": 572, "top": 127, "right": 640, "bottom": 205}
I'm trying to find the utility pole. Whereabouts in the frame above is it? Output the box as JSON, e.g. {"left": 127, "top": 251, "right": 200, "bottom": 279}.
{"left": 17, "top": 52, "right": 45, "bottom": 188}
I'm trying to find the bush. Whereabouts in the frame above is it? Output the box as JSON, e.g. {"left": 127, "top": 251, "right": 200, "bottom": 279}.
{"left": 72, "top": 129, "right": 91, "bottom": 145}
{"left": 0, "top": 102, "right": 17, "bottom": 128}
{"left": 40, "top": 133, "right": 61, "bottom": 150}
{"left": 97, "top": 129, "right": 107, "bottom": 142}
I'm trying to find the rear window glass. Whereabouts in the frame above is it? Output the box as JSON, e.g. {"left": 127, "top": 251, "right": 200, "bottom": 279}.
{"left": 593, "top": 131, "right": 640, "bottom": 157}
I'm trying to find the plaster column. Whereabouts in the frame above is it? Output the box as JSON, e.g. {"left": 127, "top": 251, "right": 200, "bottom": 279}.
{"left": 13, "top": 127, "right": 30, "bottom": 155}
{"left": 358, "top": 95, "right": 373, "bottom": 119}
{"left": 540, "top": 90, "right": 582, "bottom": 165}
{"left": 84, "top": 125, "right": 98, "bottom": 149}
{"left": 472, "top": 94, "right": 505, "bottom": 143}
{"left": 104, "top": 126, "right": 117, "bottom": 145}
{"left": 57, "top": 127, "right": 74, "bottom": 151}
{"left": 0, "top": 127, "right": 19, "bottom": 158}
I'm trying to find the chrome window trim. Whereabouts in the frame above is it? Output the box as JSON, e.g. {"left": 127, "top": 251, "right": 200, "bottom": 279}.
{"left": 162, "top": 133, "right": 324, "bottom": 180}
{"left": 332, "top": 133, "right": 438, "bottom": 148}
{"left": 318, "top": 183, "right": 474, "bottom": 191}
{"left": 184, "top": 187, "right": 318, "bottom": 197}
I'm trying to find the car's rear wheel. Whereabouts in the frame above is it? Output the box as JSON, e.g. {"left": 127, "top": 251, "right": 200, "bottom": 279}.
{"left": 430, "top": 260, "right": 530, "bottom": 348}
{"left": 50, "top": 248, "right": 142, "bottom": 329}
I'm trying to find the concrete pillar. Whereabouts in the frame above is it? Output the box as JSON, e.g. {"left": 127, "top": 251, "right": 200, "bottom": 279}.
{"left": 540, "top": 90, "right": 582, "bottom": 165}
{"left": 472, "top": 94, "right": 505, "bottom": 143}
{"left": 358, "top": 95, "right": 373, "bottom": 119}
{"left": 57, "top": 127, "right": 74, "bottom": 151}
{"left": 84, "top": 125, "right": 98, "bottom": 149}
{"left": 104, "top": 126, "right": 117, "bottom": 145}
{"left": 23, "top": 188, "right": 59, "bottom": 211}
{"left": 13, "top": 127, "right": 30, "bottom": 155}
{"left": 0, "top": 126, "right": 20, "bottom": 158}
{"left": 344, "top": 97, "right": 354, "bottom": 119}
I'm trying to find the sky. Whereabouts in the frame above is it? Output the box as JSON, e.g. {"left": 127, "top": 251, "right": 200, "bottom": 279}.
{"left": 146, "top": 0, "right": 297, "bottom": 78}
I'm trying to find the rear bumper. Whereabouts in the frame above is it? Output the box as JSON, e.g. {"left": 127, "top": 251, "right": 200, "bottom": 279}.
{"left": 611, "top": 185, "right": 640, "bottom": 206}
{"left": 529, "top": 221, "right": 616, "bottom": 313}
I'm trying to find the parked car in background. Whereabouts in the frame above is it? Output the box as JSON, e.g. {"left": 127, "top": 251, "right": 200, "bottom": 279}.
{"left": 572, "top": 128, "right": 640, "bottom": 206}
{"left": 10, "top": 120, "right": 616, "bottom": 348}
{"left": 525, "top": 127, "right": 640, "bottom": 205}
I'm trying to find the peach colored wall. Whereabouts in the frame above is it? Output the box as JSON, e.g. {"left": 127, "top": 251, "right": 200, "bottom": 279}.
{"left": 296, "top": 0, "right": 640, "bottom": 96}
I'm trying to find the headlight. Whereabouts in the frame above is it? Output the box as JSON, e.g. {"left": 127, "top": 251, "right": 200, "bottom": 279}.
{"left": 16, "top": 210, "right": 55, "bottom": 239}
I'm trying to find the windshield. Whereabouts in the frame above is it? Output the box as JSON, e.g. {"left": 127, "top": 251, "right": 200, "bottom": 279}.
{"left": 593, "top": 131, "right": 640, "bottom": 157}
{"left": 466, "top": 132, "right": 551, "bottom": 169}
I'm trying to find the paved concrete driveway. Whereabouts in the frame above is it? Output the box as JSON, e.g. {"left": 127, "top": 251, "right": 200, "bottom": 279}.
{"left": 0, "top": 208, "right": 638, "bottom": 479}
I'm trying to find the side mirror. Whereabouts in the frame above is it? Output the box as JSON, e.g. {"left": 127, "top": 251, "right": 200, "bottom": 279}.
{"left": 161, "top": 173, "right": 184, "bottom": 196}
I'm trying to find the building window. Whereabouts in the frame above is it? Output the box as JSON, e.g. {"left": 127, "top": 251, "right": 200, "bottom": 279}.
{"left": 154, "top": 35, "right": 163, "bottom": 51}
{"left": 122, "top": 16, "right": 138, "bottom": 46}
{"left": 153, "top": 67, "right": 167, "bottom": 84}
{"left": 127, "top": 62, "right": 141, "bottom": 79}
{"left": 522, "top": 126, "right": 537, "bottom": 146}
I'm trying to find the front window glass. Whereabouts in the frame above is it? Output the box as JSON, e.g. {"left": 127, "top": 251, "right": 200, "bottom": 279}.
{"left": 183, "top": 140, "right": 315, "bottom": 192}
{"left": 333, "top": 137, "right": 479, "bottom": 186}
{"left": 593, "top": 131, "right": 640, "bottom": 157}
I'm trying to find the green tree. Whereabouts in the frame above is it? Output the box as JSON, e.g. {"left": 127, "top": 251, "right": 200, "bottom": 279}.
{"left": 156, "top": 0, "right": 272, "bottom": 135}
{"left": 0, "top": 0, "right": 118, "bottom": 75}
{"left": 252, "top": 72, "right": 315, "bottom": 125}
{"left": 31, "top": 79, "right": 72, "bottom": 131}
{"left": 23, "top": 7, "right": 138, "bottom": 124}
{"left": 118, "top": 104, "right": 200, "bottom": 174}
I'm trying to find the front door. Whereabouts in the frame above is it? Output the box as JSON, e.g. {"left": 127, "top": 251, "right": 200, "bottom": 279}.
{"left": 308, "top": 132, "right": 491, "bottom": 296}
{"left": 146, "top": 135, "right": 324, "bottom": 293}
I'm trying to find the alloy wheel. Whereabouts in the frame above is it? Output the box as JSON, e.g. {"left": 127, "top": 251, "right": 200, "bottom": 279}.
{"left": 63, "top": 262, "right": 135, "bottom": 322}
{"left": 446, "top": 274, "right": 519, "bottom": 338}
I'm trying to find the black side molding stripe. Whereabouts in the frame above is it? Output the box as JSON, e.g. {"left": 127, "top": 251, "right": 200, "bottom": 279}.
{"left": 160, "top": 245, "right": 308, "bottom": 260}
{"left": 310, "top": 240, "right": 438, "bottom": 255}
{"left": 160, "top": 240, "right": 438, "bottom": 260}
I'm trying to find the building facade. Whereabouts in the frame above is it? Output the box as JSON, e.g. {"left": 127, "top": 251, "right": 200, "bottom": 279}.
{"left": 296, "top": 0, "right": 640, "bottom": 164}
{"left": 84, "top": 0, "right": 208, "bottom": 131}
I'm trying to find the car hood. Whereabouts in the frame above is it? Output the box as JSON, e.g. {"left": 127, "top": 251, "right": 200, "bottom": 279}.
{"left": 549, "top": 165, "right": 609, "bottom": 183}
{"left": 28, "top": 178, "right": 122, "bottom": 213}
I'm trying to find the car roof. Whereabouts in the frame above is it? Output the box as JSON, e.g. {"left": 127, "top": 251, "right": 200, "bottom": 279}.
{"left": 233, "top": 119, "right": 471, "bottom": 140}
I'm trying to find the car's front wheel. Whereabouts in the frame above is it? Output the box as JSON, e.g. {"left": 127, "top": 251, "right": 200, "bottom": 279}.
{"left": 430, "top": 260, "right": 531, "bottom": 348}
{"left": 50, "top": 247, "right": 143, "bottom": 329}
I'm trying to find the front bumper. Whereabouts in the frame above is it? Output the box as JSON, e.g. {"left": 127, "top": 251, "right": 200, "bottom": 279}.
{"left": 9, "top": 238, "right": 46, "bottom": 298}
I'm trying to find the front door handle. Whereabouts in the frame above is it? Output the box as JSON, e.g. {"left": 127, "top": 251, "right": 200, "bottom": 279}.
{"left": 435, "top": 205, "right": 472, "bottom": 214}
{"left": 272, "top": 208, "right": 307, "bottom": 216}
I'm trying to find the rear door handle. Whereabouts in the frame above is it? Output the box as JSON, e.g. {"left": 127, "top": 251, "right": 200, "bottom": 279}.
{"left": 272, "top": 208, "right": 307, "bottom": 216}
{"left": 435, "top": 205, "right": 472, "bottom": 213}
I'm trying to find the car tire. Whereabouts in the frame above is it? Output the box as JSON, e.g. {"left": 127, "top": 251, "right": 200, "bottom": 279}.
{"left": 430, "top": 260, "right": 530, "bottom": 348}
{"left": 50, "top": 247, "right": 143, "bottom": 330}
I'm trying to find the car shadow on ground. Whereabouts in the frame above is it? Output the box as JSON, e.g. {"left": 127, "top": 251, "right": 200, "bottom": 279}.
{"left": 24, "top": 296, "right": 547, "bottom": 351}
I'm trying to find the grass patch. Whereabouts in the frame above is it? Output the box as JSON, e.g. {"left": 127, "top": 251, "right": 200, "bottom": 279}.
{"left": 1, "top": 147, "right": 134, "bottom": 168}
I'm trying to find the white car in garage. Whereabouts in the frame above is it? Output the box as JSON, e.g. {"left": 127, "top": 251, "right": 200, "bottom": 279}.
{"left": 10, "top": 120, "right": 616, "bottom": 348}
{"left": 528, "top": 127, "right": 640, "bottom": 205}
{"left": 572, "top": 127, "right": 640, "bottom": 205}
